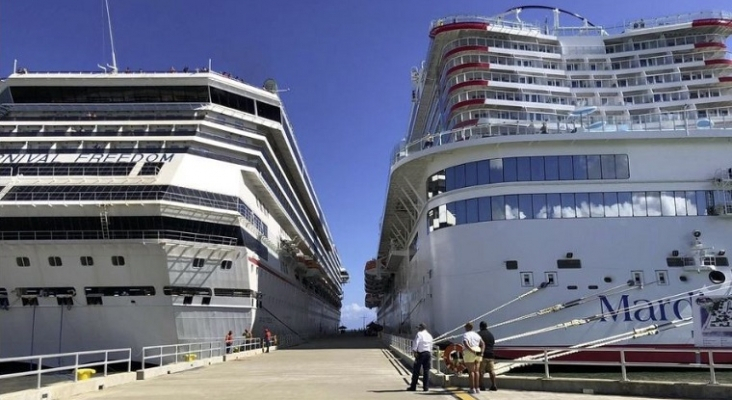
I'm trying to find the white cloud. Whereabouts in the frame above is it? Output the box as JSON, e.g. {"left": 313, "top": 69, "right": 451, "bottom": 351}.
{"left": 340, "top": 302, "right": 377, "bottom": 329}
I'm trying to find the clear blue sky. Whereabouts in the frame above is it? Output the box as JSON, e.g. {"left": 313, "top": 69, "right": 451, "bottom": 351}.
{"left": 1, "top": 0, "right": 730, "bottom": 329}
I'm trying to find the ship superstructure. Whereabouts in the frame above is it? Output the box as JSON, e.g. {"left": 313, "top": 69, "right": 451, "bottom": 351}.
{"left": 369, "top": 7, "right": 732, "bottom": 360}
{"left": 0, "top": 69, "right": 349, "bottom": 358}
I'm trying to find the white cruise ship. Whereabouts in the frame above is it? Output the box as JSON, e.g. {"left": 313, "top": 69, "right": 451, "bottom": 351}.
{"left": 369, "top": 6, "right": 732, "bottom": 362}
{"left": 0, "top": 67, "right": 349, "bottom": 360}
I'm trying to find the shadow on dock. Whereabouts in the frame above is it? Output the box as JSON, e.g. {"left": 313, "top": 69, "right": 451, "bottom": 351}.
{"left": 285, "top": 333, "right": 386, "bottom": 350}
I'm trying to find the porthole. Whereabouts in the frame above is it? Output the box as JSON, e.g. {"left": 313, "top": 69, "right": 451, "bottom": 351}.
{"left": 680, "top": 275, "right": 688, "bottom": 282}
{"left": 603, "top": 276, "right": 612, "bottom": 283}
{"left": 709, "top": 271, "right": 726, "bottom": 284}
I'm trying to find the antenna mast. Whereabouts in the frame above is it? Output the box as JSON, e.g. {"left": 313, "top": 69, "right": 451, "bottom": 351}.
{"left": 104, "top": 0, "right": 118, "bottom": 73}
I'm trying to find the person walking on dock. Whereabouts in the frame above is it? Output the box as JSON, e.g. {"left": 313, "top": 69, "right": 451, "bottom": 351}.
{"left": 478, "top": 321, "right": 498, "bottom": 391}
{"left": 407, "top": 323, "right": 433, "bottom": 392}
{"left": 264, "top": 328, "right": 272, "bottom": 353}
{"left": 225, "top": 331, "right": 234, "bottom": 354}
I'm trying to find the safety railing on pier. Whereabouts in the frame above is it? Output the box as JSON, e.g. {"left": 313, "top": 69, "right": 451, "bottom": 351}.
{"left": 0, "top": 348, "right": 131, "bottom": 390}
{"left": 383, "top": 334, "right": 732, "bottom": 384}
{"left": 141, "top": 341, "right": 222, "bottom": 370}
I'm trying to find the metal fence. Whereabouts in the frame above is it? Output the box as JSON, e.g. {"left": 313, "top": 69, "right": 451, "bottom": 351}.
{"left": 0, "top": 348, "right": 131, "bottom": 389}
{"left": 383, "top": 334, "right": 732, "bottom": 384}
{"left": 141, "top": 341, "right": 222, "bottom": 369}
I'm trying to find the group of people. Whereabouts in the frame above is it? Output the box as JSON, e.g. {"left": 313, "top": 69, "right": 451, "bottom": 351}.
{"left": 407, "top": 321, "right": 497, "bottom": 394}
{"left": 225, "top": 328, "right": 272, "bottom": 354}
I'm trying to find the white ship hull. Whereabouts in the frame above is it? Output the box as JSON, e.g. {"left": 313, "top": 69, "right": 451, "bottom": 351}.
{"left": 0, "top": 71, "right": 347, "bottom": 361}
{"left": 371, "top": 8, "right": 732, "bottom": 362}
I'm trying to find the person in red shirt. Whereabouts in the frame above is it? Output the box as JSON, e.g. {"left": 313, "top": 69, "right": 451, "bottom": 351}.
{"left": 225, "top": 331, "right": 234, "bottom": 354}
{"left": 264, "top": 328, "right": 272, "bottom": 353}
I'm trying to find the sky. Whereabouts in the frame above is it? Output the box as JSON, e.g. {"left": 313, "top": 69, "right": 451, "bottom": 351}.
{"left": 1, "top": 0, "right": 730, "bottom": 330}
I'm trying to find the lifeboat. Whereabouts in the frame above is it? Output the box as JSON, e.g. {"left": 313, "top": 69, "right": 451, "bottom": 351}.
{"left": 364, "top": 259, "right": 386, "bottom": 276}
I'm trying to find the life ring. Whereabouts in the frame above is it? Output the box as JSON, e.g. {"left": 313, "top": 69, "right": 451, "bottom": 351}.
{"left": 442, "top": 343, "right": 465, "bottom": 374}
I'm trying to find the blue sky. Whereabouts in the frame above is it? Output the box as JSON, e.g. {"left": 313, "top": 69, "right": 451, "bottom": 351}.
{"left": 1, "top": 0, "right": 730, "bottom": 329}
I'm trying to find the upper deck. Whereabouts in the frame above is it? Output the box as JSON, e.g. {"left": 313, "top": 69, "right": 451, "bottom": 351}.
{"left": 0, "top": 67, "right": 346, "bottom": 289}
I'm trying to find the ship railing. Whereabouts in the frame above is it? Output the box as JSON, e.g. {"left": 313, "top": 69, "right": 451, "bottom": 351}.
{"left": 0, "top": 229, "right": 237, "bottom": 246}
{"left": 141, "top": 341, "right": 222, "bottom": 370}
{"left": 0, "top": 348, "right": 131, "bottom": 390}
{"left": 393, "top": 107, "right": 732, "bottom": 165}
{"left": 428, "top": 10, "right": 731, "bottom": 36}
{"left": 430, "top": 15, "right": 542, "bottom": 33}
{"left": 0, "top": 190, "right": 240, "bottom": 212}
{"left": 607, "top": 10, "right": 732, "bottom": 35}
{"left": 383, "top": 334, "right": 732, "bottom": 384}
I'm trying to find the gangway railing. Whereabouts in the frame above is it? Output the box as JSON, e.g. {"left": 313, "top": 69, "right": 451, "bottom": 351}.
{"left": 0, "top": 348, "right": 131, "bottom": 389}
{"left": 383, "top": 334, "right": 732, "bottom": 384}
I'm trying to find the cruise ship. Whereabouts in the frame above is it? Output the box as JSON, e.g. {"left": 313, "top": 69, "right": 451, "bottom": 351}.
{"left": 368, "top": 6, "right": 732, "bottom": 362}
{"left": 0, "top": 65, "right": 348, "bottom": 359}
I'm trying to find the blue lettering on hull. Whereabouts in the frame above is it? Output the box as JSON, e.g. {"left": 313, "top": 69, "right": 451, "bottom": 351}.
{"left": 599, "top": 293, "right": 694, "bottom": 322}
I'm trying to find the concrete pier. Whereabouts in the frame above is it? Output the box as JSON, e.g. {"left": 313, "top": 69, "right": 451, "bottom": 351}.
{"left": 2, "top": 335, "right": 727, "bottom": 400}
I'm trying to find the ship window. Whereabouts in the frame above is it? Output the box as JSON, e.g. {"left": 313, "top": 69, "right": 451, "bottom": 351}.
{"left": 80, "top": 256, "right": 94, "bottom": 266}
{"left": 567, "top": 285, "right": 578, "bottom": 290}
{"left": 139, "top": 162, "right": 165, "bottom": 176}
{"left": 57, "top": 297, "right": 74, "bottom": 306}
{"left": 656, "top": 270, "right": 669, "bottom": 286}
{"left": 111, "top": 256, "right": 126, "bottom": 266}
{"left": 163, "top": 286, "right": 212, "bottom": 296}
{"left": 193, "top": 258, "right": 205, "bottom": 268}
{"left": 16, "top": 257, "right": 30, "bottom": 267}
{"left": 588, "top": 285, "right": 598, "bottom": 290}
{"left": 0, "top": 288, "right": 8, "bottom": 308}
{"left": 84, "top": 286, "right": 155, "bottom": 297}
{"left": 183, "top": 296, "right": 193, "bottom": 305}
{"left": 22, "top": 298, "right": 39, "bottom": 306}
{"left": 632, "top": 271, "right": 644, "bottom": 285}
{"left": 214, "top": 288, "right": 255, "bottom": 297}
{"left": 202, "top": 297, "right": 211, "bottom": 305}
{"left": 545, "top": 272, "right": 557, "bottom": 286}
{"left": 520, "top": 272, "right": 534, "bottom": 287}
{"left": 48, "top": 256, "right": 62, "bottom": 267}
{"left": 716, "top": 257, "right": 729, "bottom": 267}
{"left": 86, "top": 294, "right": 103, "bottom": 305}
{"left": 505, "top": 260, "right": 518, "bottom": 270}
{"left": 220, "top": 260, "right": 233, "bottom": 270}
{"left": 557, "top": 259, "right": 581, "bottom": 269}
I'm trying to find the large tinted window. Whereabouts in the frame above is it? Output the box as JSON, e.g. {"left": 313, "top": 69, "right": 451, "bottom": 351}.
{"left": 10, "top": 86, "right": 209, "bottom": 103}
{"left": 256, "top": 101, "right": 282, "bottom": 122}
{"left": 426, "top": 154, "right": 631, "bottom": 196}
{"left": 210, "top": 87, "right": 255, "bottom": 114}
{"left": 427, "top": 190, "right": 712, "bottom": 232}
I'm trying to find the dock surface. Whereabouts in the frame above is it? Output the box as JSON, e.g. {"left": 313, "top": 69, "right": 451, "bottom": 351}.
{"left": 61, "top": 335, "right": 675, "bottom": 400}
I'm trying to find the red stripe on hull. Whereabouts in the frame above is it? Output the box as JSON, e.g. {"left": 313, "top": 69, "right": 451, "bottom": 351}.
{"left": 448, "top": 80, "right": 489, "bottom": 94}
{"left": 446, "top": 62, "right": 490, "bottom": 77}
{"left": 720, "top": 77, "right": 732, "bottom": 83}
{"left": 692, "top": 19, "right": 732, "bottom": 28}
{"left": 695, "top": 42, "right": 727, "bottom": 49}
{"left": 705, "top": 59, "right": 732, "bottom": 66}
{"left": 430, "top": 22, "right": 489, "bottom": 38}
{"left": 496, "top": 345, "right": 732, "bottom": 364}
{"left": 449, "top": 99, "right": 485, "bottom": 114}
{"left": 444, "top": 45, "right": 489, "bottom": 59}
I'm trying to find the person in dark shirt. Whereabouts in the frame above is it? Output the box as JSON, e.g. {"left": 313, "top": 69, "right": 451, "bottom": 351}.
{"left": 477, "top": 321, "right": 497, "bottom": 391}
